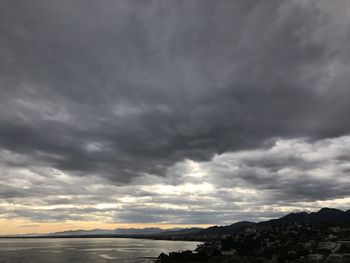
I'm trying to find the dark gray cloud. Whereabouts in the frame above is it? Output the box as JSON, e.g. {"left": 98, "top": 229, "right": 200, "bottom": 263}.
{"left": 1, "top": 0, "right": 350, "bottom": 183}
{"left": 0, "top": 0, "right": 350, "bottom": 226}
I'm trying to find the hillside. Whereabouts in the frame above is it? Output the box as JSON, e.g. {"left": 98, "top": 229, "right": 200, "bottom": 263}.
{"left": 259, "top": 207, "right": 350, "bottom": 226}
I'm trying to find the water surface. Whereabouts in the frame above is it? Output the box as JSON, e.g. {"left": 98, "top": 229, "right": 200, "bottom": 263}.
{"left": 0, "top": 238, "right": 200, "bottom": 263}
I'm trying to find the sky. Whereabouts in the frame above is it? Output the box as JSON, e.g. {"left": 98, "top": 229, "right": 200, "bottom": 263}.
{"left": 1, "top": 0, "right": 350, "bottom": 235}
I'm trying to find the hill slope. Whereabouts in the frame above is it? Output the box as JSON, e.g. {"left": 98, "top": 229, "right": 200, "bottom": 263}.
{"left": 259, "top": 207, "right": 350, "bottom": 226}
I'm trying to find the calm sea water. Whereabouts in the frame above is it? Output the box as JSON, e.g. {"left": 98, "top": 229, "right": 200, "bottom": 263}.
{"left": 0, "top": 238, "right": 200, "bottom": 263}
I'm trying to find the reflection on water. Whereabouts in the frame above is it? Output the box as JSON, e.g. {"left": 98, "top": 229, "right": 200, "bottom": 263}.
{"left": 0, "top": 238, "right": 200, "bottom": 263}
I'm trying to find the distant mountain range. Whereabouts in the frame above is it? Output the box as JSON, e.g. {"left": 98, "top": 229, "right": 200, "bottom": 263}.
{"left": 48, "top": 227, "right": 193, "bottom": 236}
{"left": 194, "top": 221, "right": 255, "bottom": 236}
{"left": 155, "top": 208, "right": 350, "bottom": 238}
{"left": 11, "top": 207, "right": 350, "bottom": 238}
{"left": 258, "top": 207, "right": 350, "bottom": 226}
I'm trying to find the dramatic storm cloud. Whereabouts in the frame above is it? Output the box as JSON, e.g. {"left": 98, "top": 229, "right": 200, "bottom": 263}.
{"left": 0, "top": 0, "right": 350, "bottom": 232}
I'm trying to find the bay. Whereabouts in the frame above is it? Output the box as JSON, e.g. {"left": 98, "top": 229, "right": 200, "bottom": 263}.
{"left": 0, "top": 238, "right": 200, "bottom": 263}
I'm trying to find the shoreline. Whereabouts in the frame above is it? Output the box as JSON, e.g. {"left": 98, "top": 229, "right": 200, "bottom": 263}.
{"left": 0, "top": 235, "right": 203, "bottom": 243}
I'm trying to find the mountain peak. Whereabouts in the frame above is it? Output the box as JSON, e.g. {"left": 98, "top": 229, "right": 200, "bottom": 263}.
{"left": 316, "top": 207, "right": 344, "bottom": 214}
{"left": 229, "top": 221, "right": 255, "bottom": 227}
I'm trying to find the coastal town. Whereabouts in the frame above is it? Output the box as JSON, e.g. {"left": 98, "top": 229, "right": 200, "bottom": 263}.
{"left": 157, "top": 222, "right": 350, "bottom": 262}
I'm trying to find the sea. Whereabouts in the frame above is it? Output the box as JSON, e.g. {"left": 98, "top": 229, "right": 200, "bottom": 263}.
{"left": 0, "top": 238, "right": 200, "bottom": 263}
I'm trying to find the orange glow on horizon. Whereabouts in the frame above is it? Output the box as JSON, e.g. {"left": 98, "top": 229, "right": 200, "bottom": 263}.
{"left": 0, "top": 218, "right": 212, "bottom": 236}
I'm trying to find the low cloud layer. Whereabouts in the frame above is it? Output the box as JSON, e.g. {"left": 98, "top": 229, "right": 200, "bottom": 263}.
{"left": 0, "top": 0, "right": 350, "bottom": 228}
{"left": 1, "top": 136, "right": 350, "bottom": 225}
